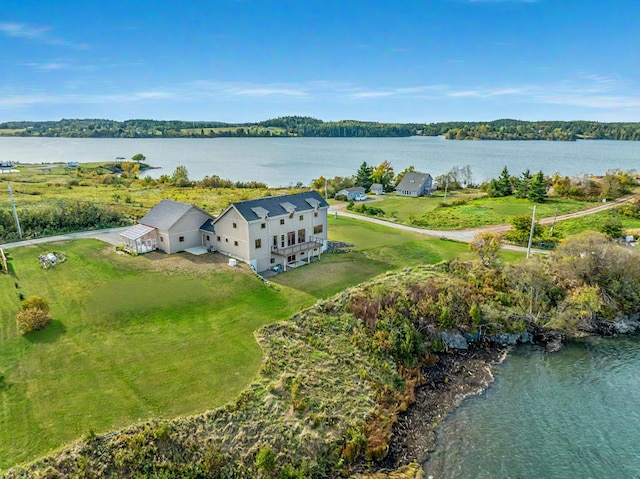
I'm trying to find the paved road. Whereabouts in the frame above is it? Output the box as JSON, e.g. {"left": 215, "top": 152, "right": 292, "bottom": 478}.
{"left": 0, "top": 226, "right": 130, "bottom": 250}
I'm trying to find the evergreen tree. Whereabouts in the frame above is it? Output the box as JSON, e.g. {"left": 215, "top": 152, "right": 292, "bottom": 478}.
{"left": 497, "top": 166, "right": 512, "bottom": 196}
{"left": 355, "top": 162, "right": 374, "bottom": 190}
{"left": 515, "top": 169, "right": 532, "bottom": 198}
{"left": 528, "top": 171, "right": 547, "bottom": 203}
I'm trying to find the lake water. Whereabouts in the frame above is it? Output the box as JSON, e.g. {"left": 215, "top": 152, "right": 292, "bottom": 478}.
{"left": 423, "top": 337, "right": 640, "bottom": 479}
{"left": 1, "top": 136, "right": 639, "bottom": 187}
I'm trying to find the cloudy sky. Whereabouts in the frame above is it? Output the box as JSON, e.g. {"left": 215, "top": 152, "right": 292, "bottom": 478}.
{"left": 1, "top": 0, "right": 639, "bottom": 122}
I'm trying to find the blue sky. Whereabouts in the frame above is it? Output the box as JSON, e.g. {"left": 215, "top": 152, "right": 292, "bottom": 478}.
{"left": 1, "top": 0, "right": 639, "bottom": 122}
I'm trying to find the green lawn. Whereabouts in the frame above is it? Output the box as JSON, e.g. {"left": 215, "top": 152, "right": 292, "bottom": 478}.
{"left": 553, "top": 211, "right": 640, "bottom": 237}
{"left": 272, "top": 216, "right": 524, "bottom": 297}
{"left": 351, "top": 194, "right": 594, "bottom": 230}
{"left": 0, "top": 240, "right": 314, "bottom": 469}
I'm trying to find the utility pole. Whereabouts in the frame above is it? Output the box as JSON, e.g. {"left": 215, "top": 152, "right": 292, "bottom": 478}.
{"left": 526, "top": 204, "right": 537, "bottom": 259}
{"left": 7, "top": 182, "right": 22, "bottom": 238}
{"left": 549, "top": 206, "right": 558, "bottom": 236}
{"left": 442, "top": 174, "right": 449, "bottom": 205}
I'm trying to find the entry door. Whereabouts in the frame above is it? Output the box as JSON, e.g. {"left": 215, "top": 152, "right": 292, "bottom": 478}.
{"left": 287, "top": 231, "right": 295, "bottom": 246}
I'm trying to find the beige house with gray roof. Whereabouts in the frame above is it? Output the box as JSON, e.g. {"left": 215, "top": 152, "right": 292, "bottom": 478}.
{"left": 211, "top": 191, "right": 329, "bottom": 272}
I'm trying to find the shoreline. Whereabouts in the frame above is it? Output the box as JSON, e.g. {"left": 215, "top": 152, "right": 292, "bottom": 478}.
{"left": 365, "top": 345, "right": 509, "bottom": 475}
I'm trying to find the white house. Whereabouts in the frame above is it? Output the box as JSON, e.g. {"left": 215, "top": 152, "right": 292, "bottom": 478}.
{"left": 336, "top": 186, "right": 366, "bottom": 201}
{"left": 395, "top": 172, "right": 433, "bottom": 197}
{"left": 120, "top": 199, "right": 213, "bottom": 254}
{"left": 211, "top": 191, "right": 329, "bottom": 272}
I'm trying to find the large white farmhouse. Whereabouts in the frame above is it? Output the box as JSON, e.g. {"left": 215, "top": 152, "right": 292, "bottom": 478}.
{"left": 204, "top": 191, "right": 329, "bottom": 272}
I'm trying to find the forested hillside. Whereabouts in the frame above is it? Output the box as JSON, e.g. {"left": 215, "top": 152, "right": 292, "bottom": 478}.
{"left": 2, "top": 117, "right": 640, "bottom": 140}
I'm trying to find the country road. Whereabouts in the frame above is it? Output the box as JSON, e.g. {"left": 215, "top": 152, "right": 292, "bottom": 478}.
{"left": 329, "top": 192, "right": 640, "bottom": 252}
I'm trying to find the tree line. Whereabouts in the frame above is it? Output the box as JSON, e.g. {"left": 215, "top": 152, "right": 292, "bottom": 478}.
{"left": 5, "top": 117, "right": 640, "bottom": 140}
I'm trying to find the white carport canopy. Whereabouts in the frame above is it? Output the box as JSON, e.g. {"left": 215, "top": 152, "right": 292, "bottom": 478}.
{"left": 120, "top": 224, "right": 156, "bottom": 240}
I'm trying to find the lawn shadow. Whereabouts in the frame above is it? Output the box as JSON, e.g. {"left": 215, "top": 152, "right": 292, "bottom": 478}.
{"left": 24, "top": 319, "right": 67, "bottom": 344}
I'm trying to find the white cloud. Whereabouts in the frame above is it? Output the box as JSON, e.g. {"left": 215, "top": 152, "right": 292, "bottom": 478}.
{"left": 0, "top": 21, "right": 90, "bottom": 49}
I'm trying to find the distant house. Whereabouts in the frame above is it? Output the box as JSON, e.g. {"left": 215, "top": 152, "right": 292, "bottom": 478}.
{"left": 120, "top": 199, "right": 213, "bottom": 254}
{"left": 369, "top": 183, "right": 384, "bottom": 195}
{"left": 395, "top": 172, "right": 433, "bottom": 197}
{"left": 336, "top": 186, "right": 366, "bottom": 201}
{"left": 212, "top": 191, "right": 329, "bottom": 272}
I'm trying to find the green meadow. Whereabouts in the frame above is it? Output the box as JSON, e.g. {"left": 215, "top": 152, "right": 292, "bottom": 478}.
{"left": 354, "top": 193, "right": 594, "bottom": 229}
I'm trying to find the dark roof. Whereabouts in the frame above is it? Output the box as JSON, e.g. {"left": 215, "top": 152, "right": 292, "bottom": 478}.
{"left": 395, "top": 172, "right": 432, "bottom": 192}
{"left": 228, "top": 191, "right": 329, "bottom": 222}
{"left": 140, "top": 199, "right": 212, "bottom": 230}
{"left": 200, "top": 219, "right": 215, "bottom": 233}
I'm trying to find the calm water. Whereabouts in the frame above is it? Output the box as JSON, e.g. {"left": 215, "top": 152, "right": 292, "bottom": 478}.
{"left": 1, "top": 136, "right": 639, "bottom": 186}
{"left": 424, "top": 337, "right": 640, "bottom": 479}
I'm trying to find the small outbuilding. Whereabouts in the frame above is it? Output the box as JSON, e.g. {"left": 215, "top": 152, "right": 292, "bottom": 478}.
{"left": 369, "top": 183, "right": 384, "bottom": 195}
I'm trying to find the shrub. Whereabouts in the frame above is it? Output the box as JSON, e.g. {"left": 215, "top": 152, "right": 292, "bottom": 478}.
{"left": 21, "top": 295, "right": 50, "bottom": 313}
{"left": 16, "top": 307, "right": 52, "bottom": 334}
{"left": 16, "top": 295, "right": 52, "bottom": 334}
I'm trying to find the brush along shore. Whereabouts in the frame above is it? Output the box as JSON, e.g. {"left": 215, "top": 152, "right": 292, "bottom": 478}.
{"left": 5, "top": 232, "right": 640, "bottom": 478}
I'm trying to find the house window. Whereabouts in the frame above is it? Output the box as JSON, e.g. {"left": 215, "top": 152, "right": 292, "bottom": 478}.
{"left": 313, "top": 224, "right": 323, "bottom": 234}
{"left": 270, "top": 257, "right": 275, "bottom": 264}
{"left": 299, "top": 215, "right": 304, "bottom": 221}
{"left": 234, "top": 240, "right": 238, "bottom": 246}
{"left": 261, "top": 223, "right": 266, "bottom": 229}
{"left": 179, "top": 236, "right": 185, "bottom": 242}
{"left": 233, "top": 222, "right": 237, "bottom": 229}
{"left": 273, "top": 235, "right": 278, "bottom": 247}
{"left": 281, "top": 235, "right": 285, "bottom": 248}
{"left": 160, "top": 236, "right": 164, "bottom": 242}
{"left": 225, "top": 238, "right": 229, "bottom": 242}
{"left": 217, "top": 236, "right": 221, "bottom": 241}
{"left": 314, "top": 211, "right": 318, "bottom": 217}
{"left": 298, "top": 229, "right": 305, "bottom": 243}
{"left": 280, "top": 219, "right": 285, "bottom": 225}
{"left": 206, "top": 235, "right": 210, "bottom": 241}
{"left": 255, "top": 239, "right": 262, "bottom": 249}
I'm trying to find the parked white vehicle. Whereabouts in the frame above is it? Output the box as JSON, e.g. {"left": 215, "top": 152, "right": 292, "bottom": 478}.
{"left": 354, "top": 194, "right": 367, "bottom": 201}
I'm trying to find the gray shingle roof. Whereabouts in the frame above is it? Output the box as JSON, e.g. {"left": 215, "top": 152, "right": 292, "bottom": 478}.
{"left": 395, "top": 172, "right": 432, "bottom": 192}
{"left": 140, "top": 199, "right": 209, "bottom": 230}
{"left": 340, "top": 186, "right": 366, "bottom": 193}
{"left": 229, "top": 191, "right": 329, "bottom": 222}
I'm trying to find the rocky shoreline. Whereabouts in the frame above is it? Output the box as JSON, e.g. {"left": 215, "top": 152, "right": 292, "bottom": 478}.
{"left": 379, "top": 346, "right": 508, "bottom": 471}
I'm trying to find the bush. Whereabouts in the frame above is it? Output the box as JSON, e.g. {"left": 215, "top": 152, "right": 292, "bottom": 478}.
{"left": 16, "top": 307, "right": 52, "bottom": 334}
{"left": 16, "top": 295, "right": 52, "bottom": 334}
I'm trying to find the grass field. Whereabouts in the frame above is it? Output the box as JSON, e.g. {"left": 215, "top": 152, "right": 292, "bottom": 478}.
{"left": 0, "top": 241, "right": 315, "bottom": 469}
{"left": 352, "top": 193, "right": 594, "bottom": 229}
{"left": 553, "top": 210, "right": 640, "bottom": 237}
